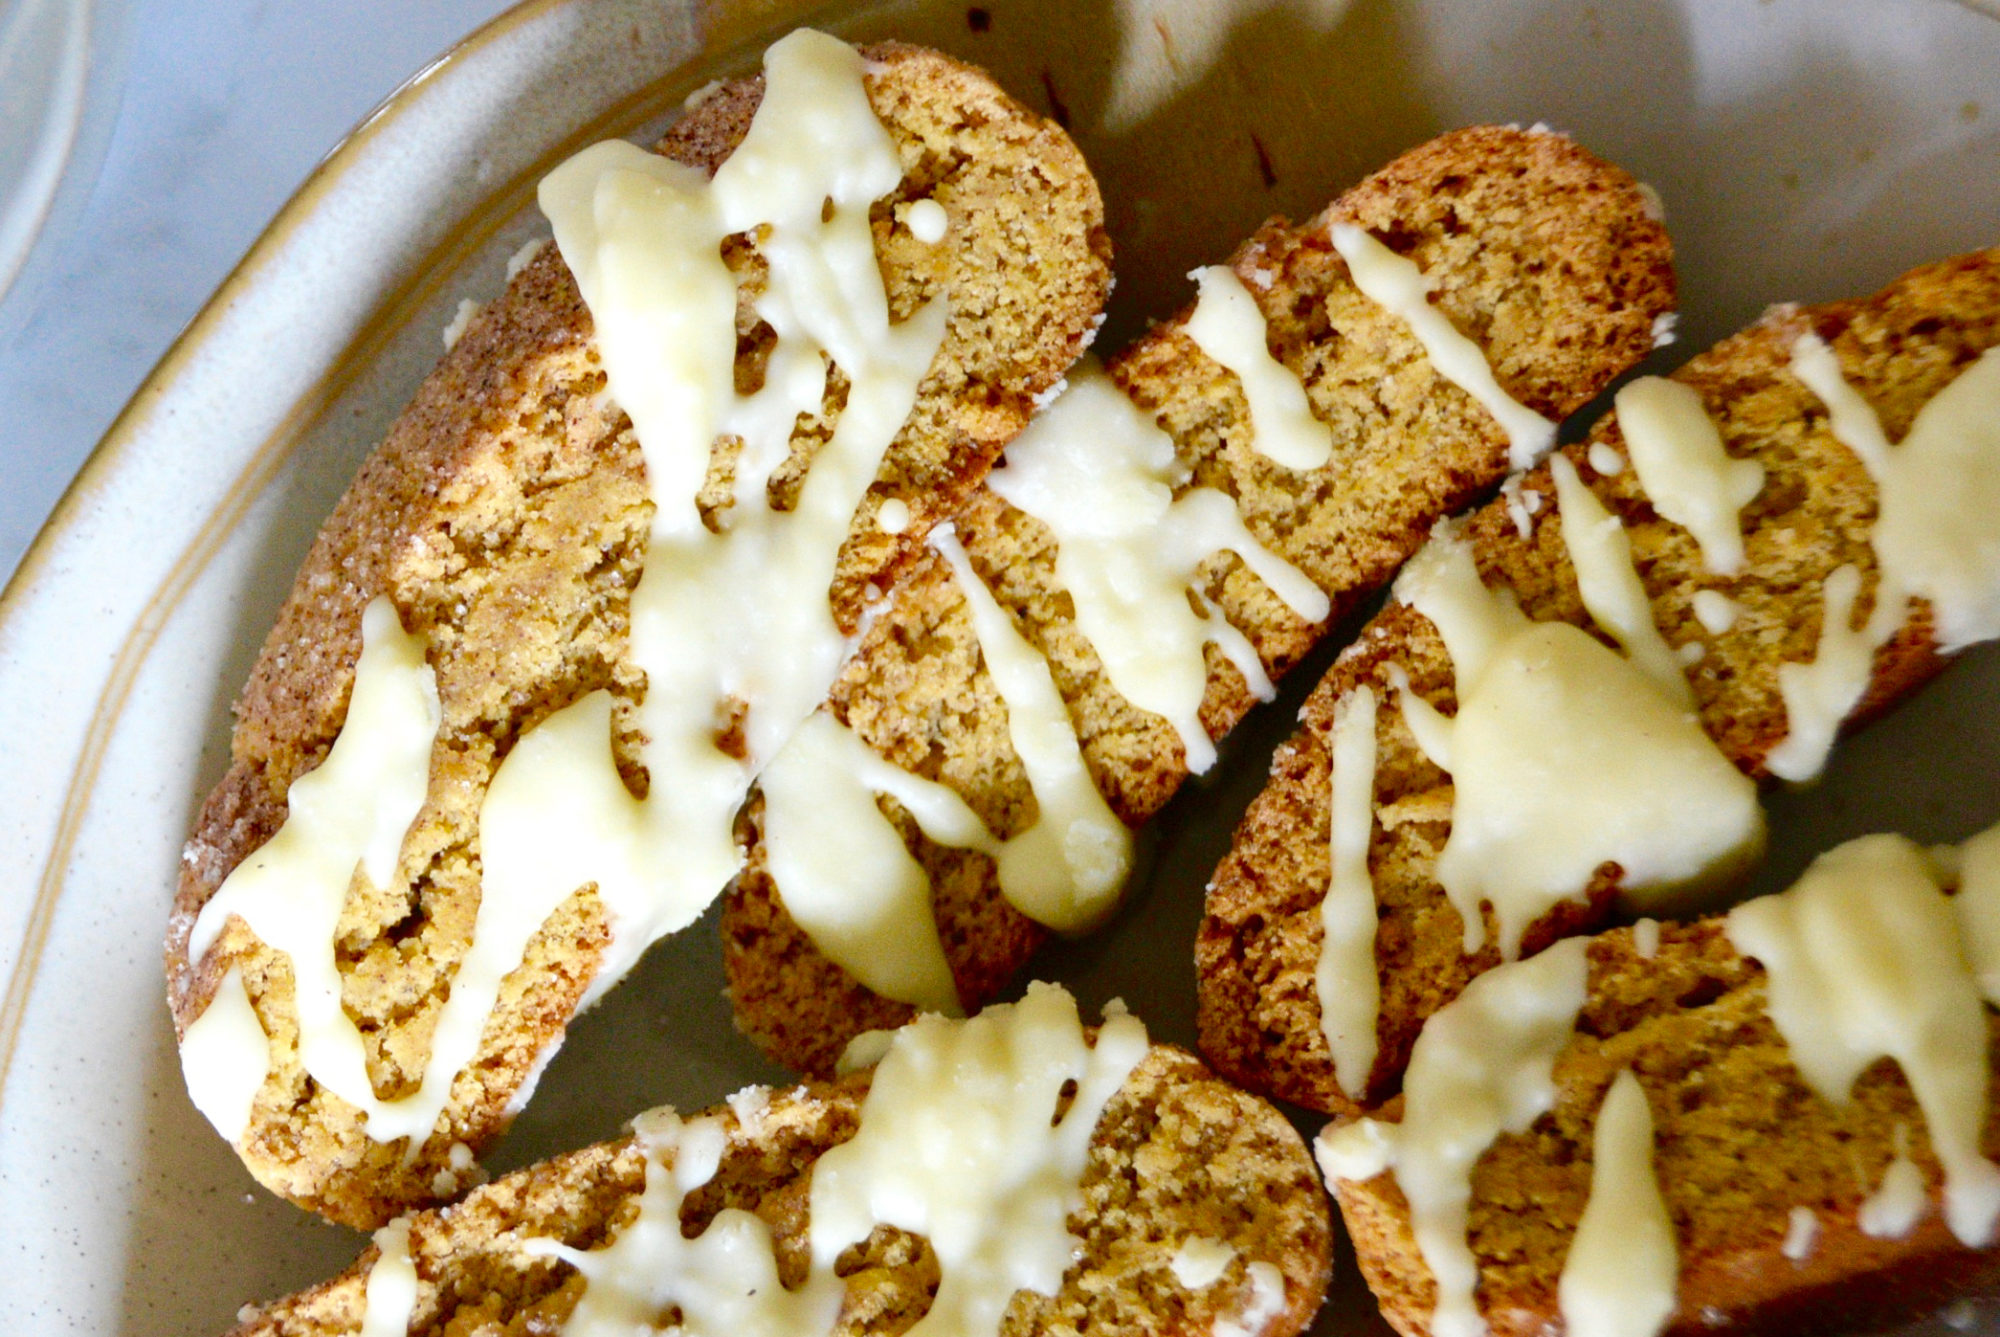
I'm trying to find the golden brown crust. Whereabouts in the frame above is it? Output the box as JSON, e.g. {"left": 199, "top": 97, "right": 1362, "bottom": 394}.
{"left": 1196, "top": 246, "right": 2000, "bottom": 1118}
{"left": 164, "top": 42, "right": 1112, "bottom": 1228}
{"left": 225, "top": 1044, "right": 1333, "bottom": 1337}
{"left": 1336, "top": 919, "right": 2000, "bottom": 1337}
{"left": 725, "top": 126, "right": 1677, "bottom": 1077}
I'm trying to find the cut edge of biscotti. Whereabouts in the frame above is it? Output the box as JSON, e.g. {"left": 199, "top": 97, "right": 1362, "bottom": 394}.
{"left": 164, "top": 35, "right": 1113, "bottom": 1229}
{"left": 1195, "top": 244, "right": 2000, "bottom": 1120}
{"left": 220, "top": 995, "right": 1333, "bottom": 1337}
{"left": 1327, "top": 830, "right": 2000, "bottom": 1337}
{"left": 722, "top": 122, "right": 1679, "bottom": 1078}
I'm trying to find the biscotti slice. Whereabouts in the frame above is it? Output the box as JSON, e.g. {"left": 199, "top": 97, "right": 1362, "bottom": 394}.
{"left": 723, "top": 126, "right": 1678, "bottom": 1077}
{"left": 1323, "top": 822, "right": 2000, "bottom": 1337}
{"left": 166, "top": 33, "right": 1113, "bottom": 1229}
{"left": 1198, "top": 245, "right": 2000, "bottom": 1119}
{"left": 224, "top": 986, "right": 1332, "bottom": 1337}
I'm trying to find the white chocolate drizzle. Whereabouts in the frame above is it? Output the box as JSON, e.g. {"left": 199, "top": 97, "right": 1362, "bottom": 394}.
{"left": 1550, "top": 455, "right": 1691, "bottom": 705}
{"left": 178, "top": 966, "right": 269, "bottom": 1144}
{"left": 1764, "top": 563, "right": 1874, "bottom": 783}
{"left": 534, "top": 1110, "right": 842, "bottom": 1336}
{"left": 1556, "top": 1070, "right": 1678, "bottom": 1337}
{"left": 187, "top": 596, "right": 443, "bottom": 1142}
{"left": 1390, "top": 523, "right": 1762, "bottom": 957}
{"left": 358, "top": 1216, "right": 420, "bottom": 1337}
{"left": 1781, "top": 1206, "right": 1819, "bottom": 1262}
{"left": 1586, "top": 442, "right": 1625, "bottom": 477}
{"left": 1632, "top": 917, "right": 1661, "bottom": 959}
{"left": 538, "top": 986, "right": 1146, "bottom": 1337}
{"left": 1316, "top": 938, "right": 1590, "bottom": 1337}
{"left": 1725, "top": 828, "right": 2000, "bottom": 1246}
{"left": 905, "top": 197, "right": 948, "bottom": 244}
{"left": 1768, "top": 337, "right": 2000, "bottom": 780}
{"left": 1690, "top": 590, "right": 1740, "bottom": 636}
{"left": 1182, "top": 265, "right": 1333, "bottom": 471}
{"left": 441, "top": 298, "right": 481, "bottom": 351}
{"left": 1499, "top": 473, "right": 1542, "bottom": 540}
{"left": 814, "top": 987, "right": 1147, "bottom": 1335}
{"left": 1954, "top": 824, "right": 2000, "bottom": 1003}
{"left": 182, "top": 31, "right": 954, "bottom": 1151}
{"left": 1316, "top": 685, "right": 1381, "bottom": 1099}
{"left": 759, "top": 517, "right": 1148, "bottom": 1006}
{"left": 986, "top": 358, "right": 1328, "bottom": 773}
{"left": 1858, "top": 1124, "right": 1930, "bottom": 1240}
{"left": 1171, "top": 1236, "right": 1239, "bottom": 1289}
{"left": 758, "top": 711, "right": 965, "bottom": 1013}
{"left": 1613, "top": 377, "right": 1764, "bottom": 578}
{"left": 929, "top": 527, "right": 1134, "bottom": 932}
{"left": 1213, "top": 1261, "right": 1288, "bottom": 1337}
{"left": 1329, "top": 223, "right": 1556, "bottom": 470}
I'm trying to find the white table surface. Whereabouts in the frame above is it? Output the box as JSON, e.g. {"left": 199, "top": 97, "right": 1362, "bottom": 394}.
{"left": 0, "top": 0, "right": 517, "bottom": 594}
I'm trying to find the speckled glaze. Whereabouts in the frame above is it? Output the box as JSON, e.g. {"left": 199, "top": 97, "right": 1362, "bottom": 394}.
{"left": 2, "top": 1, "right": 1998, "bottom": 1333}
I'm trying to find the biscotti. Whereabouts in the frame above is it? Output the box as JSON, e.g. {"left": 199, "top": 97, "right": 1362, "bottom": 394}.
{"left": 223, "top": 987, "right": 1333, "bottom": 1337}
{"left": 166, "top": 34, "right": 1112, "bottom": 1229}
{"left": 723, "top": 126, "right": 1678, "bottom": 1077}
{"left": 1324, "top": 822, "right": 2000, "bottom": 1337}
{"left": 1197, "top": 245, "right": 2000, "bottom": 1119}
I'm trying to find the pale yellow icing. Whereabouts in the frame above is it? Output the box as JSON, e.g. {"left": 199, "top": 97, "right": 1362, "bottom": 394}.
{"left": 1726, "top": 830, "right": 2000, "bottom": 1246}
{"left": 358, "top": 1217, "right": 420, "bottom": 1337}
{"left": 986, "top": 358, "right": 1326, "bottom": 774}
{"left": 1769, "top": 337, "right": 2000, "bottom": 780}
{"left": 187, "top": 596, "right": 442, "bottom": 1142}
{"left": 1953, "top": 823, "right": 2000, "bottom": 1003}
{"left": 905, "top": 197, "right": 948, "bottom": 244}
{"left": 1316, "top": 685, "right": 1381, "bottom": 1099}
{"left": 1556, "top": 1071, "right": 1678, "bottom": 1337}
{"left": 1549, "top": 455, "right": 1691, "bottom": 705}
{"left": 1170, "top": 1236, "right": 1239, "bottom": 1289}
{"left": 1764, "top": 563, "right": 1878, "bottom": 784}
{"left": 1586, "top": 442, "right": 1625, "bottom": 477}
{"left": 757, "top": 711, "right": 963, "bottom": 1013}
{"left": 535, "top": 1111, "right": 842, "bottom": 1335}
{"left": 1391, "top": 524, "right": 1763, "bottom": 957}
{"left": 931, "top": 528, "right": 1133, "bottom": 932}
{"left": 1212, "top": 1261, "right": 1287, "bottom": 1337}
{"left": 1781, "top": 1206, "right": 1819, "bottom": 1262}
{"left": 1613, "top": 377, "right": 1764, "bottom": 578}
{"left": 813, "top": 985, "right": 1149, "bottom": 1335}
{"left": 1330, "top": 223, "right": 1555, "bottom": 470}
{"left": 178, "top": 966, "right": 269, "bottom": 1144}
{"left": 1690, "top": 590, "right": 1740, "bottom": 636}
{"left": 1182, "top": 265, "right": 1333, "bottom": 471}
{"left": 1316, "top": 938, "right": 1590, "bottom": 1337}
{"left": 535, "top": 986, "right": 1147, "bottom": 1337}
{"left": 1858, "top": 1124, "right": 1931, "bottom": 1240}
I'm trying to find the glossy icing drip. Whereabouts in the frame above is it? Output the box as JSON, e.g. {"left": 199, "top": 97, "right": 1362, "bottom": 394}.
{"left": 1726, "top": 827, "right": 2000, "bottom": 1247}
{"left": 1329, "top": 223, "right": 1555, "bottom": 470}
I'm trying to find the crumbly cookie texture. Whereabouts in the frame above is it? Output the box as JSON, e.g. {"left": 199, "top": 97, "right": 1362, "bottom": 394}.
{"left": 165, "top": 41, "right": 1113, "bottom": 1229}
{"left": 1196, "top": 246, "right": 2000, "bottom": 1118}
{"left": 1337, "top": 918, "right": 2000, "bottom": 1337}
{"left": 725, "top": 125, "right": 1678, "bottom": 1077}
{"left": 223, "top": 1045, "right": 1333, "bottom": 1337}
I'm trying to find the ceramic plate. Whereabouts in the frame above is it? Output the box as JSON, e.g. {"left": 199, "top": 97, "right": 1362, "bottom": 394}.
{"left": 5, "top": 0, "right": 2000, "bottom": 1331}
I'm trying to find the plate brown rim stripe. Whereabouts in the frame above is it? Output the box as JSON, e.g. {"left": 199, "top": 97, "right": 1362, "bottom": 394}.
{"left": 0, "top": 4, "right": 712, "bottom": 1111}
